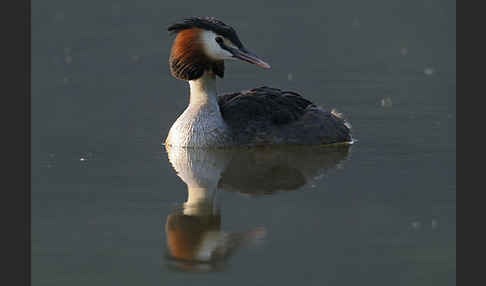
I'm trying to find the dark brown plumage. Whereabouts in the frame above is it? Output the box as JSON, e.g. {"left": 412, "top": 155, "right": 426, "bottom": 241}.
{"left": 218, "top": 87, "right": 352, "bottom": 146}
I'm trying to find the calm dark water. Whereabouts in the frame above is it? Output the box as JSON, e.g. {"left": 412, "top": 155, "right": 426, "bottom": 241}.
{"left": 32, "top": 0, "right": 456, "bottom": 285}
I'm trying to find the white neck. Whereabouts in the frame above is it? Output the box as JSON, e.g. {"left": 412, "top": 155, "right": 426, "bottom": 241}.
{"left": 165, "top": 72, "right": 230, "bottom": 147}
{"left": 188, "top": 72, "right": 219, "bottom": 107}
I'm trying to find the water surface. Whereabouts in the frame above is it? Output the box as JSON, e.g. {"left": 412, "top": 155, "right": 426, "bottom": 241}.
{"left": 32, "top": 0, "right": 456, "bottom": 285}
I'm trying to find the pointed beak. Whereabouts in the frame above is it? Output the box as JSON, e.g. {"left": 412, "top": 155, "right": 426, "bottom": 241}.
{"left": 227, "top": 46, "right": 271, "bottom": 69}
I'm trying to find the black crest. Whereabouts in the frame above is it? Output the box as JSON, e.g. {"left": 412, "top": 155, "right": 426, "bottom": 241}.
{"left": 168, "top": 17, "right": 244, "bottom": 49}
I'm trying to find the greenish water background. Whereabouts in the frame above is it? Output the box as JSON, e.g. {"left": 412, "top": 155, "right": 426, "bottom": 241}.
{"left": 32, "top": 0, "right": 455, "bottom": 285}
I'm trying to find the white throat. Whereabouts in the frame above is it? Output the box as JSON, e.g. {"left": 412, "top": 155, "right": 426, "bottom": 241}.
{"left": 188, "top": 72, "right": 219, "bottom": 107}
{"left": 165, "top": 72, "right": 230, "bottom": 147}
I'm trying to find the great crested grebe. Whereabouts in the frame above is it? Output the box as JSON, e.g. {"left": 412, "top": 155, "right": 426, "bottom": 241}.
{"left": 165, "top": 17, "right": 352, "bottom": 148}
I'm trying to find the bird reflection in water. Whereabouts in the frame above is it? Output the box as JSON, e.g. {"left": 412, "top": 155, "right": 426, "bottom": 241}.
{"left": 164, "top": 144, "right": 351, "bottom": 272}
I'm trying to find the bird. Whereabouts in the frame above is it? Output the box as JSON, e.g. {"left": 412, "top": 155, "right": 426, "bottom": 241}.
{"left": 164, "top": 17, "right": 352, "bottom": 148}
